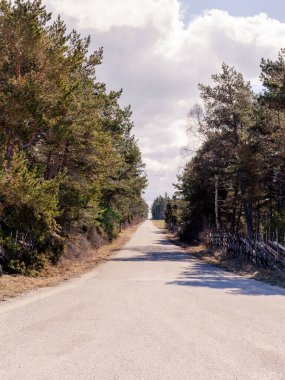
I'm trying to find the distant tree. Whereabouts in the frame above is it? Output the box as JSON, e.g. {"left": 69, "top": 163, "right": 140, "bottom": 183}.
{"left": 151, "top": 194, "right": 170, "bottom": 220}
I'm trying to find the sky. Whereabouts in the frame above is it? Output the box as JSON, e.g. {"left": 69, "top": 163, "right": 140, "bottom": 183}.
{"left": 45, "top": 0, "right": 285, "bottom": 206}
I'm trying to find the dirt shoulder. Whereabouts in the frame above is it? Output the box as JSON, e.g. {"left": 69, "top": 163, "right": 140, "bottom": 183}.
{"left": 0, "top": 224, "right": 139, "bottom": 302}
{"left": 153, "top": 220, "right": 285, "bottom": 289}
{"left": 152, "top": 220, "right": 165, "bottom": 229}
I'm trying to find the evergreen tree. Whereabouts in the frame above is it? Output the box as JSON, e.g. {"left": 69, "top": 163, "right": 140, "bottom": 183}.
{"left": 151, "top": 194, "right": 169, "bottom": 220}
{"left": 0, "top": 0, "right": 148, "bottom": 274}
{"left": 175, "top": 57, "right": 285, "bottom": 242}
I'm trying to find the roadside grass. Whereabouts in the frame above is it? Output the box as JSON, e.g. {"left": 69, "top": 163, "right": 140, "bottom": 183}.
{"left": 166, "top": 231, "right": 285, "bottom": 289}
{"left": 152, "top": 220, "right": 165, "bottom": 229}
{"left": 0, "top": 224, "right": 139, "bottom": 301}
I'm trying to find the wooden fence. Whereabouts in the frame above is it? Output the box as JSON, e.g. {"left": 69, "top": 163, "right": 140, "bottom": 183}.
{"left": 0, "top": 230, "right": 35, "bottom": 274}
{"left": 209, "top": 232, "right": 285, "bottom": 270}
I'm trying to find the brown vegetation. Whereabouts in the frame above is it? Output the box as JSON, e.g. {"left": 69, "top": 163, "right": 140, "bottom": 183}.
{"left": 0, "top": 224, "right": 139, "bottom": 301}
{"left": 166, "top": 231, "right": 285, "bottom": 289}
{"left": 152, "top": 220, "right": 165, "bottom": 229}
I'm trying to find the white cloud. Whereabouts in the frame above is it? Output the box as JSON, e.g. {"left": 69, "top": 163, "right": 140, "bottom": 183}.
{"left": 48, "top": 0, "right": 181, "bottom": 32}
{"left": 144, "top": 157, "right": 169, "bottom": 173}
{"left": 46, "top": 0, "right": 285, "bottom": 203}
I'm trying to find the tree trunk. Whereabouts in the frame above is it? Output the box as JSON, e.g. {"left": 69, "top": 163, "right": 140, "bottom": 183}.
{"left": 235, "top": 204, "right": 242, "bottom": 234}
{"left": 243, "top": 197, "right": 253, "bottom": 238}
{"left": 215, "top": 175, "right": 220, "bottom": 232}
{"left": 230, "top": 175, "right": 239, "bottom": 232}
{"left": 60, "top": 141, "right": 69, "bottom": 172}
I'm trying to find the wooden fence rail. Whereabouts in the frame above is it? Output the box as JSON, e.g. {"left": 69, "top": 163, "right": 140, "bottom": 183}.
{"left": 0, "top": 230, "right": 36, "bottom": 274}
{"left": 209, "top": 232, "right": 285, "bottom": 270}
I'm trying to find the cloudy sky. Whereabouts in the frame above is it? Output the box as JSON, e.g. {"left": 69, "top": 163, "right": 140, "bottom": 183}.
{"left": 45, "top": 0, "right": 285, "bottom": 205}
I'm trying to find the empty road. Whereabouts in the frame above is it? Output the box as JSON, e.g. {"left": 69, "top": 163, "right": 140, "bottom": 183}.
{"left": 1, "top": 220, "right": 285, "bottom": 379}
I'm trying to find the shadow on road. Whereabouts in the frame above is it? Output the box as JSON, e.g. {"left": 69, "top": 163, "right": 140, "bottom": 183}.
{"left": 110, "top": 246, "right": 191, "bottom": 262}
{"left": 111, "top": 243, "right": 285, "bottom": 297}
{"left": 152, "top": 230, "right": 166, "bottom": 235}
{"left": 166, "top": 262, "right": 285, "bottom": 296}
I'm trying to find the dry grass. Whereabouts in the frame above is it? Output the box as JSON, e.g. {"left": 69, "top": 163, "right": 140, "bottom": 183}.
{"left": 166, "top": 231, "right": 285, "bottom": 289}
{"left": 0, "top": 224, "right": 139, "bottom": 302}
{"left": 152, "top": 220, "right": 165, "bottom": 229}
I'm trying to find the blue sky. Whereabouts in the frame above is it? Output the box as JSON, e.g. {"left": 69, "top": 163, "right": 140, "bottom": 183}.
{"left": 182, "top": 0, "right": 285, "bottom": 21}
{"left": 47, "top": 0, "right": 285, "bottom": 205}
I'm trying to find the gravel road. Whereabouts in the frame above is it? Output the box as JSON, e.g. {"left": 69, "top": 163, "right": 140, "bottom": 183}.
{"left": 1, "top": 220, "right": 285, "bottom": 380}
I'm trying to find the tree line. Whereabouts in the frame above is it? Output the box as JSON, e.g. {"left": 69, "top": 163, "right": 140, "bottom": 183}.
{"left": 151, "top": 194, "right": 170, "bottom": 220}
{"left": 0, "top": 0, "right": 148, "bottom": 275}
{"left": 169, "top": 50, "right": 285, "bottom": 242}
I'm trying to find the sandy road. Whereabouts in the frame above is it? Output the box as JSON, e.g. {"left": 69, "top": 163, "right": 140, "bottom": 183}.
{"left": 1, "top": 220, "right": 285, "bottom": 380}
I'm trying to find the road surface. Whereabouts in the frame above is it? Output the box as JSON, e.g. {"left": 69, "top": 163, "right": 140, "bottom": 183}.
{"left": 1, "top": 220, "right": 285, "bottom": 380}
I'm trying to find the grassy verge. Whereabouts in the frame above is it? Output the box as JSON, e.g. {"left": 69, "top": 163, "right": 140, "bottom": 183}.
{"left": 0, "top": 224, "right": 139, "bottom": 301}
{"left": 166, "top": 231, "right": 285, "bottom": 289}
{"left": 151, "top": 220, "right": 165, "bottom": 229}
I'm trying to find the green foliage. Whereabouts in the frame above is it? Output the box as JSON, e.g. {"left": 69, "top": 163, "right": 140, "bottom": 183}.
{"left": 175, "top": 58, "right": 285, "bottom": 241}
{"left": 0, "top": 0, "right": 147, "bottom": 274}
{"left": 0, "top": 154, "right": 62, "bottom": 234}
{"left": 151, "top": 194, "right": 170, "bottom": 220}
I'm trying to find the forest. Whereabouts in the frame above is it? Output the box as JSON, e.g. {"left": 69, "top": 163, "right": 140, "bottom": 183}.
{"left": 165, "top": 51, "right": 285, "bottom": 244}
{"left": 0, "top": 0, "right": 148, "bottom": 275}
{"left": 151, "top": 194, "right": 170, "bottom": 220}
